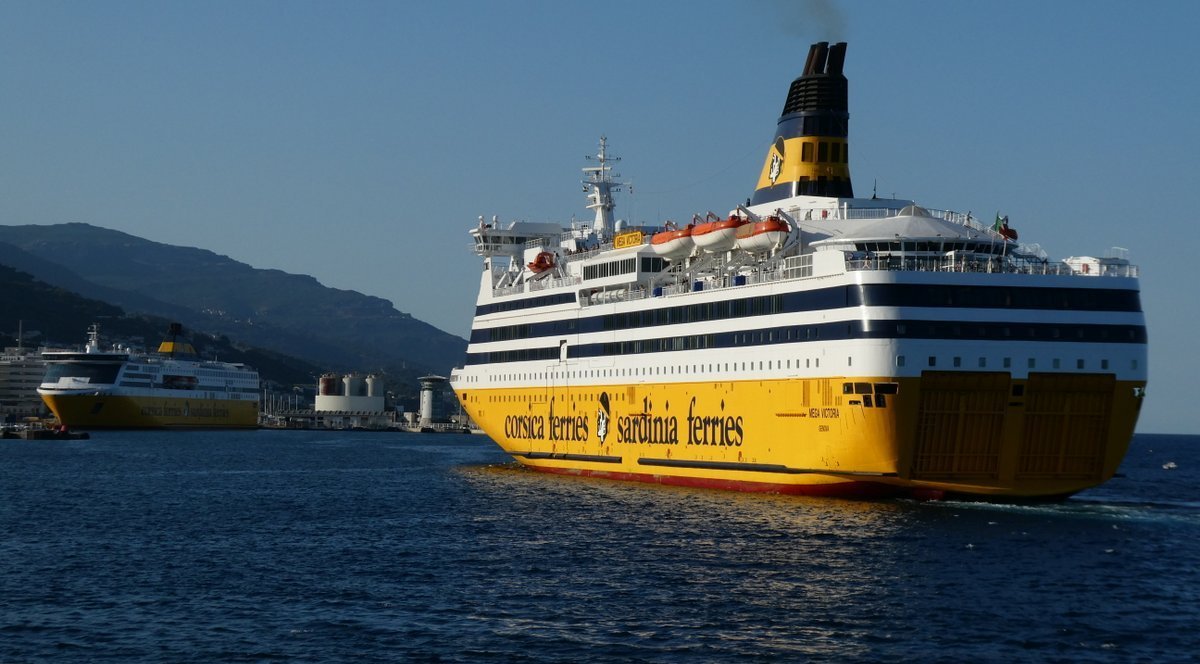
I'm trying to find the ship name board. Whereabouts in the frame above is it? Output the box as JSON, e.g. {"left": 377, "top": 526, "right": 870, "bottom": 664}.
{"left": 504, "top": 397, "right": 588, "bottom": 442}
{"left": 617, "top": 396, "right": 743, "bottom": 447}
{"left": 502, "top": 393, "right": 742, "bottom": 447}
{"left": 613, "top": 231, "right": 643, "bottom": 249}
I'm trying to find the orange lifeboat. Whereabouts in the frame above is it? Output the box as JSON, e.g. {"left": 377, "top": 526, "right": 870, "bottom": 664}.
{"left": 527, "top": 251, "right": 556, "bottom": 273}
{"left": 651, "top": 221, "right": 695, "bottom": 260}
{"left": 735, "top": 215, "right": 789, "bottom": 252}
{"left": 692, "top": 213, "right": 748, "bottom": 252}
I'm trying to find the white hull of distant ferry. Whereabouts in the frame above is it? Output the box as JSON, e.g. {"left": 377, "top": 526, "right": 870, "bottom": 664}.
{"left": 39, "top": 324, "right": 260, "bottom": 429}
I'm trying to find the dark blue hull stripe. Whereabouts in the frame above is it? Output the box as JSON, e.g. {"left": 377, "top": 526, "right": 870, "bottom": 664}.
{"left": 475, "top": 292, "right": 576, "bottom": 317}
{"left": 471, "top": 284, "right": 1141, "bottom": 344}
{"left": 465, "top": 319, "right": 1146, "bottom": 366}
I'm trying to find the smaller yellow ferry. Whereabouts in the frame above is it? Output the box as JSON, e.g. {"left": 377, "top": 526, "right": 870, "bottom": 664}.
{"left": 38, "top": 323, "right": 260, "bottom": 429}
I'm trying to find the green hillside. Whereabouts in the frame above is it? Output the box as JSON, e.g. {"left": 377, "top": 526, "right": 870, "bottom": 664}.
{"left": 0, "top": 223, "right": 466, "bottom": 377}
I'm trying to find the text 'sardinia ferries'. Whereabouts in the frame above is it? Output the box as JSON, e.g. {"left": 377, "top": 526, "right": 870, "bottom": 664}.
{"left": 38, "top": 323, "right": 261, "bottom": 429}
{"left": 451, "top": 42, "right": 1147, "bottom": 500}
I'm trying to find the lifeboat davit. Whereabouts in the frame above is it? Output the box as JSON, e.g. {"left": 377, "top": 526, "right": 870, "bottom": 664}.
{"left": 651, "top": 222, "right": 695, "bottom": 260}
{"left": 735, "top": 215, "right": 789, "bottom": 252}
{"left": 692, "top": 214, "right": 748, "bottom": 253}
{"left": 527, "top": 251, "right": 556, "bottom": 273}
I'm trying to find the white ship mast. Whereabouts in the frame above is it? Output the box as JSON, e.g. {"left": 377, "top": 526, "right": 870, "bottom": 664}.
{"left": 85, "top": 324, "right": 101, "bottom": 354}
{"left": 583, "top": 136, "right": 627, "bottom": 241}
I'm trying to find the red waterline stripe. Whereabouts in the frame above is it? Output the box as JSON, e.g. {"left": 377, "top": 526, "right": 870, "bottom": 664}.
{"left": 530, "top": 465, "right": 904, "bottom": 498}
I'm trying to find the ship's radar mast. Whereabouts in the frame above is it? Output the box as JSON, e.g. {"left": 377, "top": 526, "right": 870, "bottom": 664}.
{"left": 583, "top": 136, "right": 628, "bottom": 241}
{"left": 86, "top": 324, "right": 101, "bottom": 354}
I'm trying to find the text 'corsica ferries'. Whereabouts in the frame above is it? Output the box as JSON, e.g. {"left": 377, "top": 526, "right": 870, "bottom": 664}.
{"left": 38, "top": 323, "right": 261, "bottom": 429}
{"left": 451, "top": 42, "right": 1147, "bottom": 500}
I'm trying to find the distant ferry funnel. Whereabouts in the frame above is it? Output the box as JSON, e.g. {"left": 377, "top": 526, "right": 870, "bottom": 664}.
{"left": 157, "top": 322, "right": 197, "bottom": 358}
{"left": 750, "top": 41, "right": 854, "bottom": 204}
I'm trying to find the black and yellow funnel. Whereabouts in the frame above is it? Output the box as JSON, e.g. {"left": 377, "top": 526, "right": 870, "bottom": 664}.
{"left": 157, "top": 322, "right": 198, "bottom": 358}
{"left": 750, "top": 41, "right": 854, "bottom": 205}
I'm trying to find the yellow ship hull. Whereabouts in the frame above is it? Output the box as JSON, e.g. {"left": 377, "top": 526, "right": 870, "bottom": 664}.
{"left": 41, "top": 393, "right": 260, "bottom": 429}
{"left": 458, "top": 371, "right": 1144, "bottom": 500}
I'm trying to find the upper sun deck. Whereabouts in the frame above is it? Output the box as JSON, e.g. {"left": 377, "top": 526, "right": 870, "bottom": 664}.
{"left": 471, "top": 200, "right": 1138, "bottom": 311}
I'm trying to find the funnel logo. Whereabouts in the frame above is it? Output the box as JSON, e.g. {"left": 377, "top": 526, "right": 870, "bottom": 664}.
{"left": 596, "top": 392, "right": 611, "bottom": 443}
{"left": 768, "top": 152, "right": 783, "bottom": 185}
{"left": 768, "top": 137, "right": 786, "bottom": 185}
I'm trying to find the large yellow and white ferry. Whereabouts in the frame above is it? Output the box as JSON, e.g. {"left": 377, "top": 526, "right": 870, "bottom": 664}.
{"left": 39, "top": 323, "right": 260, "bottom": 429}
{"left": 451, "top": 42, "right": 1147, "bottom": 500}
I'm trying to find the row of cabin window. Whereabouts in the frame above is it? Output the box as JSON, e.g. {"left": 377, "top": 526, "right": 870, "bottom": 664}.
{"left": 583, "top": 257, "right": 637, "bottom": 281}
{"left": 476, "top": 286, "right": 1139, "bottom": 344}
{"left": 196, "top": 370, "right": 252, "bottom": 378}
{"left": 900, "top": 356, "right": 1135, "bottom": 371}
{"left": 479, "top": 353, "right": 1136, "bottom": 384}
{"left": 855, "top": 241, "right": 1006, "bottom": 255}
{"left": 602, "top": 295, "right": 785, "bottom": 331}
{"left": 488, "top": 358, "right": 825, "bottom": 383}
{"left": 479, "top": 326, "right": 1140, "bottom": 363}
{"left": 476, "top": 292, "right": 576, "bottom": 316}
{"left": 489, "top": 392, "right": 623, "bottom": 404}
{"left": 479, "top": 321, "right": 1140, "bottom": 360}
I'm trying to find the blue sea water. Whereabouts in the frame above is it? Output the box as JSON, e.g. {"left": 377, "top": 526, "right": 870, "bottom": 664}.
{"left": 1, "top": 431, "right": 1197, "bottom": 662}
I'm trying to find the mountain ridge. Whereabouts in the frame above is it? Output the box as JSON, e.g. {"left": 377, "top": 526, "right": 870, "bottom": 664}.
{"left": 0, "top": 262, "right": 327, "bottom": 388}
{"left": 0, "top": 223, "right": 467, "bottom": 377}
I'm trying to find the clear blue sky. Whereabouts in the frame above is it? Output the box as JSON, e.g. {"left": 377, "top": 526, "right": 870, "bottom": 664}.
{"left": 1, "top": 1, "right": 1197, "bottom": 434}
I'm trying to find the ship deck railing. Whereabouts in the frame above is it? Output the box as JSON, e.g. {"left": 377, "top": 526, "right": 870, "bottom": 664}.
{"left": 493, "top": 274, "right": 582, "bottom": 298}
{"left": 845, "top": 254, "right": 1138, "bottom": 277}
{"left": 576, "top": 252, "right": 1138, "bottom": 305}
{"left": 649, "top": 265, "right": 795, "bottom": 299}
{"left": 482, "top": 206, "right": 1140, "bottom": 300}
{"left": 492, "top": 250, "right": 1139, "bottom": 303}
{"left": 581, "top": 285, "right": 651, "bottom": 306}
{"left": 791, "top": 205, "right": 996, "bottom": 233}
{"left": 530, "top": 275, "right": 582, "bottom": 292}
